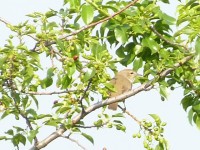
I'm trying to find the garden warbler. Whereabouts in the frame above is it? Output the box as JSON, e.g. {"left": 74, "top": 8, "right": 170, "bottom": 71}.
{"left": 108, "top": 69, "right": 139, "bottom": 110}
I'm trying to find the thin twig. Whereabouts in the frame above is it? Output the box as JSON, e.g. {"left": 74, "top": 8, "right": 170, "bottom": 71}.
{"left": 118, "top": 105, "right": 141, "bottom": 125}
{"left": 150, "top": 26, "right": 188, "bottom": 51}
{"left": 21, "top": 114, "right": 39, "bottom": 144}
{"left": 61, "top": 135, "right": 87, "bottom": 150}
{"left": 0, "top": 17, "right": 38, "bottom": 41}
{"left": 22, "top": 89, "right": 79, "bottom": 95}
{"left": 0, "top": 17, "right": 10, "bottom": 25}
{"left": 75, "top": 121, "right": 109, "bottom": 129}
{"left": 79, "top": 79, "right": 93, "bottom": 114}
{"left": 33, "top": 0, "right": 140, "bottom": 51}
{"left": 118, "top": 106, "right": 154, "bottom": 134}
{"left": 12, "top": 92, "right": 39, "bottom": 145}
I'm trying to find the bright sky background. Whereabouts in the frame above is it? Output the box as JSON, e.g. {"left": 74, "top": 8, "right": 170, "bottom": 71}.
{"left": 0, "top": 0, "right": 200, "bottom": 150}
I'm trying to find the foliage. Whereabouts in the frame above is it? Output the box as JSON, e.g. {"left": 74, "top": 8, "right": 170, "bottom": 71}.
{"left": 0, "top": 0, "right": 200, "bottom": 149}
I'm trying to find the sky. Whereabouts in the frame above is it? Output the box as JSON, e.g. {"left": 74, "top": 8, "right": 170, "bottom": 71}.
{"left": 0, "top": 0, "right": 200, "bottom": 150}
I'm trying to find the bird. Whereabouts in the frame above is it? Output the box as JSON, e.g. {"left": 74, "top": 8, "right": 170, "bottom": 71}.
{"left": 108, "top": 69, "right": 139, "bottom": 110}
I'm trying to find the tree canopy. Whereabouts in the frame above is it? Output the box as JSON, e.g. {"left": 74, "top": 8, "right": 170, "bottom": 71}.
{"left": 0, "top": 0, "right": 200, "bottom": 150}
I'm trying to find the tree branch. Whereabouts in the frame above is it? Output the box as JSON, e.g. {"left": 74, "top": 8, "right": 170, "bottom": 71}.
{"left": 29, "top": 127, "right": 66, "bottom": 150}
{"left": 63, "top": 0, "right": 140, "bottom": 39}
{"left": 150, "top": 26, "right": 188, "bottom": 51}
{"left": 21, "top": 89, "right": 80, "bottom": 95}
{"left": 118, "top": 106, "right": 153, "bottom": 134}
{"left": 0, "top": 17, "right": 9, "bottom": 25}
{"left": 32, "top": 0, "right": 140, "bottom": 51}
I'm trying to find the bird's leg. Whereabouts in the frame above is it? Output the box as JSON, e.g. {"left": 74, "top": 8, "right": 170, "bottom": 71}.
{"left": 118, "top": 101, "right": 126, "bottom": 112}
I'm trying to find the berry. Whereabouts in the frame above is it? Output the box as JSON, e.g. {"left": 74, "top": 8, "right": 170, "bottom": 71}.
{"left": 73, "top": 55, "right": 79, "bottom": 61}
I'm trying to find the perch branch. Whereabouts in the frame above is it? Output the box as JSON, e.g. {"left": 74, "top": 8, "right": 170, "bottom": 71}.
{"left": 72, "top": 55, "right": 194, "bottom": 123}
{"left": 29, "top": 54, "right": 194, "bottom": 150}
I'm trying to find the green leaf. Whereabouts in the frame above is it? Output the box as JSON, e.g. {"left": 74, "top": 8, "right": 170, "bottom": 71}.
{"left": 11, "top": 92, "right": 20, "bottom": 104}
{"left": 84, "top": 68, "right": 96, "bottom": 82}
{"left": 6, "top": 129, "right": 14, "bottom": 136}
{"left": 0, "top": 136, "right": 7, "bottom": 140}
{"left": 58, "top": 106, "right": 71, "bottom": 114}
{"left": 45, "top": 121, "right": 58, "bottom": 127}
{"left": 167, "top": 79, "right": 176, "bottom": 86}
{"left": 27, "top": 109, "right": 37, "bottom": 118}
{"left": 37, "top": 114, "right": 52, "bottom": 119}
{"left": 133, "top": 57, "right": 143, "bottom": 71}
{"left": 159, "top": 85, "right": 169, "bottom": 99}
{"left": 81, "top": 133, "right": 94, "bottom": 144}
{"left": 159, "top": 12, "right": 176, "bottom": 25}
{"left": 142, "top": 37, "right": 160, "bottom": 54}
{"left": 114, "top": 26, "right": 128, "bottom": 44}
{"left": 104, "top": 82, "right": 115, "bottom": 91}
{"left": 69, "top": 0, "right": 80, "bottom": 9}
{"left": 1, "top": 110, "right": 10, "bottom": 119}
{"left": 45, "top": 10, "right": 57, "bottom": 18}
{"left": 13, "top": 134, "right": 26, "bottom": 146}
{"left": 27, "top": 51, "right": 40, "bottom": 63}
{"left": 81, "top": 5, "right": 94, "bottom": 24}
{"left": 41, "top": 77, "right": 53, "bottom": 88}
{"left": 195, "top": 36, "right": 200, "bottom": 56}
{"left": 19, "top": 134, "right": 26, "bottom": 145}
{"left": 94, "top": 119, "right": 103, "bottom": 127}
{"left": 13, "top": 126, "right": 24, "bottom": 132}
{"left": 155, "top": 143, "right": 164, "bottom": 150}
{"left": 192, "top": 103, "right": 200, "bottom": 112}
{"left": 159, "top": 0, "right": 169, "bottom": 3}
{"left": 149, "top": 114, "right": 161, "bottom": 126}
{"left": 0, "top": 56, "right": 7, "bottom": 66}
{"left": 28, "top": 129, "right": 39, "bottom": 143}
{"left": 61, "top": 74, "right": 72, "bottom": 89}
{"left": 188, "top": 108, "right": 194, "bottom": 125}
{"left": 116, "top": 43, "right": 136, "bottom": 66}
{"left": 45, "top": 118, "right": 61, "bottom": 127}
{"left": 112, "top": 113, "right": 124, "bottom": 118}
{"left": 181, "top": 94, "right": 194, "bottom": 111}
{"left": 31, "top": 95, "right": 39, "bottom": 109}
{"left": 115, "top": 124, "right": 126, "bottom": 132}
{"left": 67, "top": 62, "right": 76, "bottom": 77}
{"left": 113, "top": 120, "right": 123, "bottom": 124}
{"left": 195, "top": 116, "right": 200, "bottom": 129}
{"left": 47, "top": 67, "right": 55, "bottom": 78}
{"left": 134, "top": 45, "right": 143, "bottom": 55}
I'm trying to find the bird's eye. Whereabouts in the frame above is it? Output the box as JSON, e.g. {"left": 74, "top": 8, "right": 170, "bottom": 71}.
{"left": 130, "top": 72, "right": 134, "bottom": 74}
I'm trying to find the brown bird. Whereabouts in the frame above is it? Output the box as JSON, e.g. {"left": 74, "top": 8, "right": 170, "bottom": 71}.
{"left": 108, "top": 69, "right": 139, "bottom": 110}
